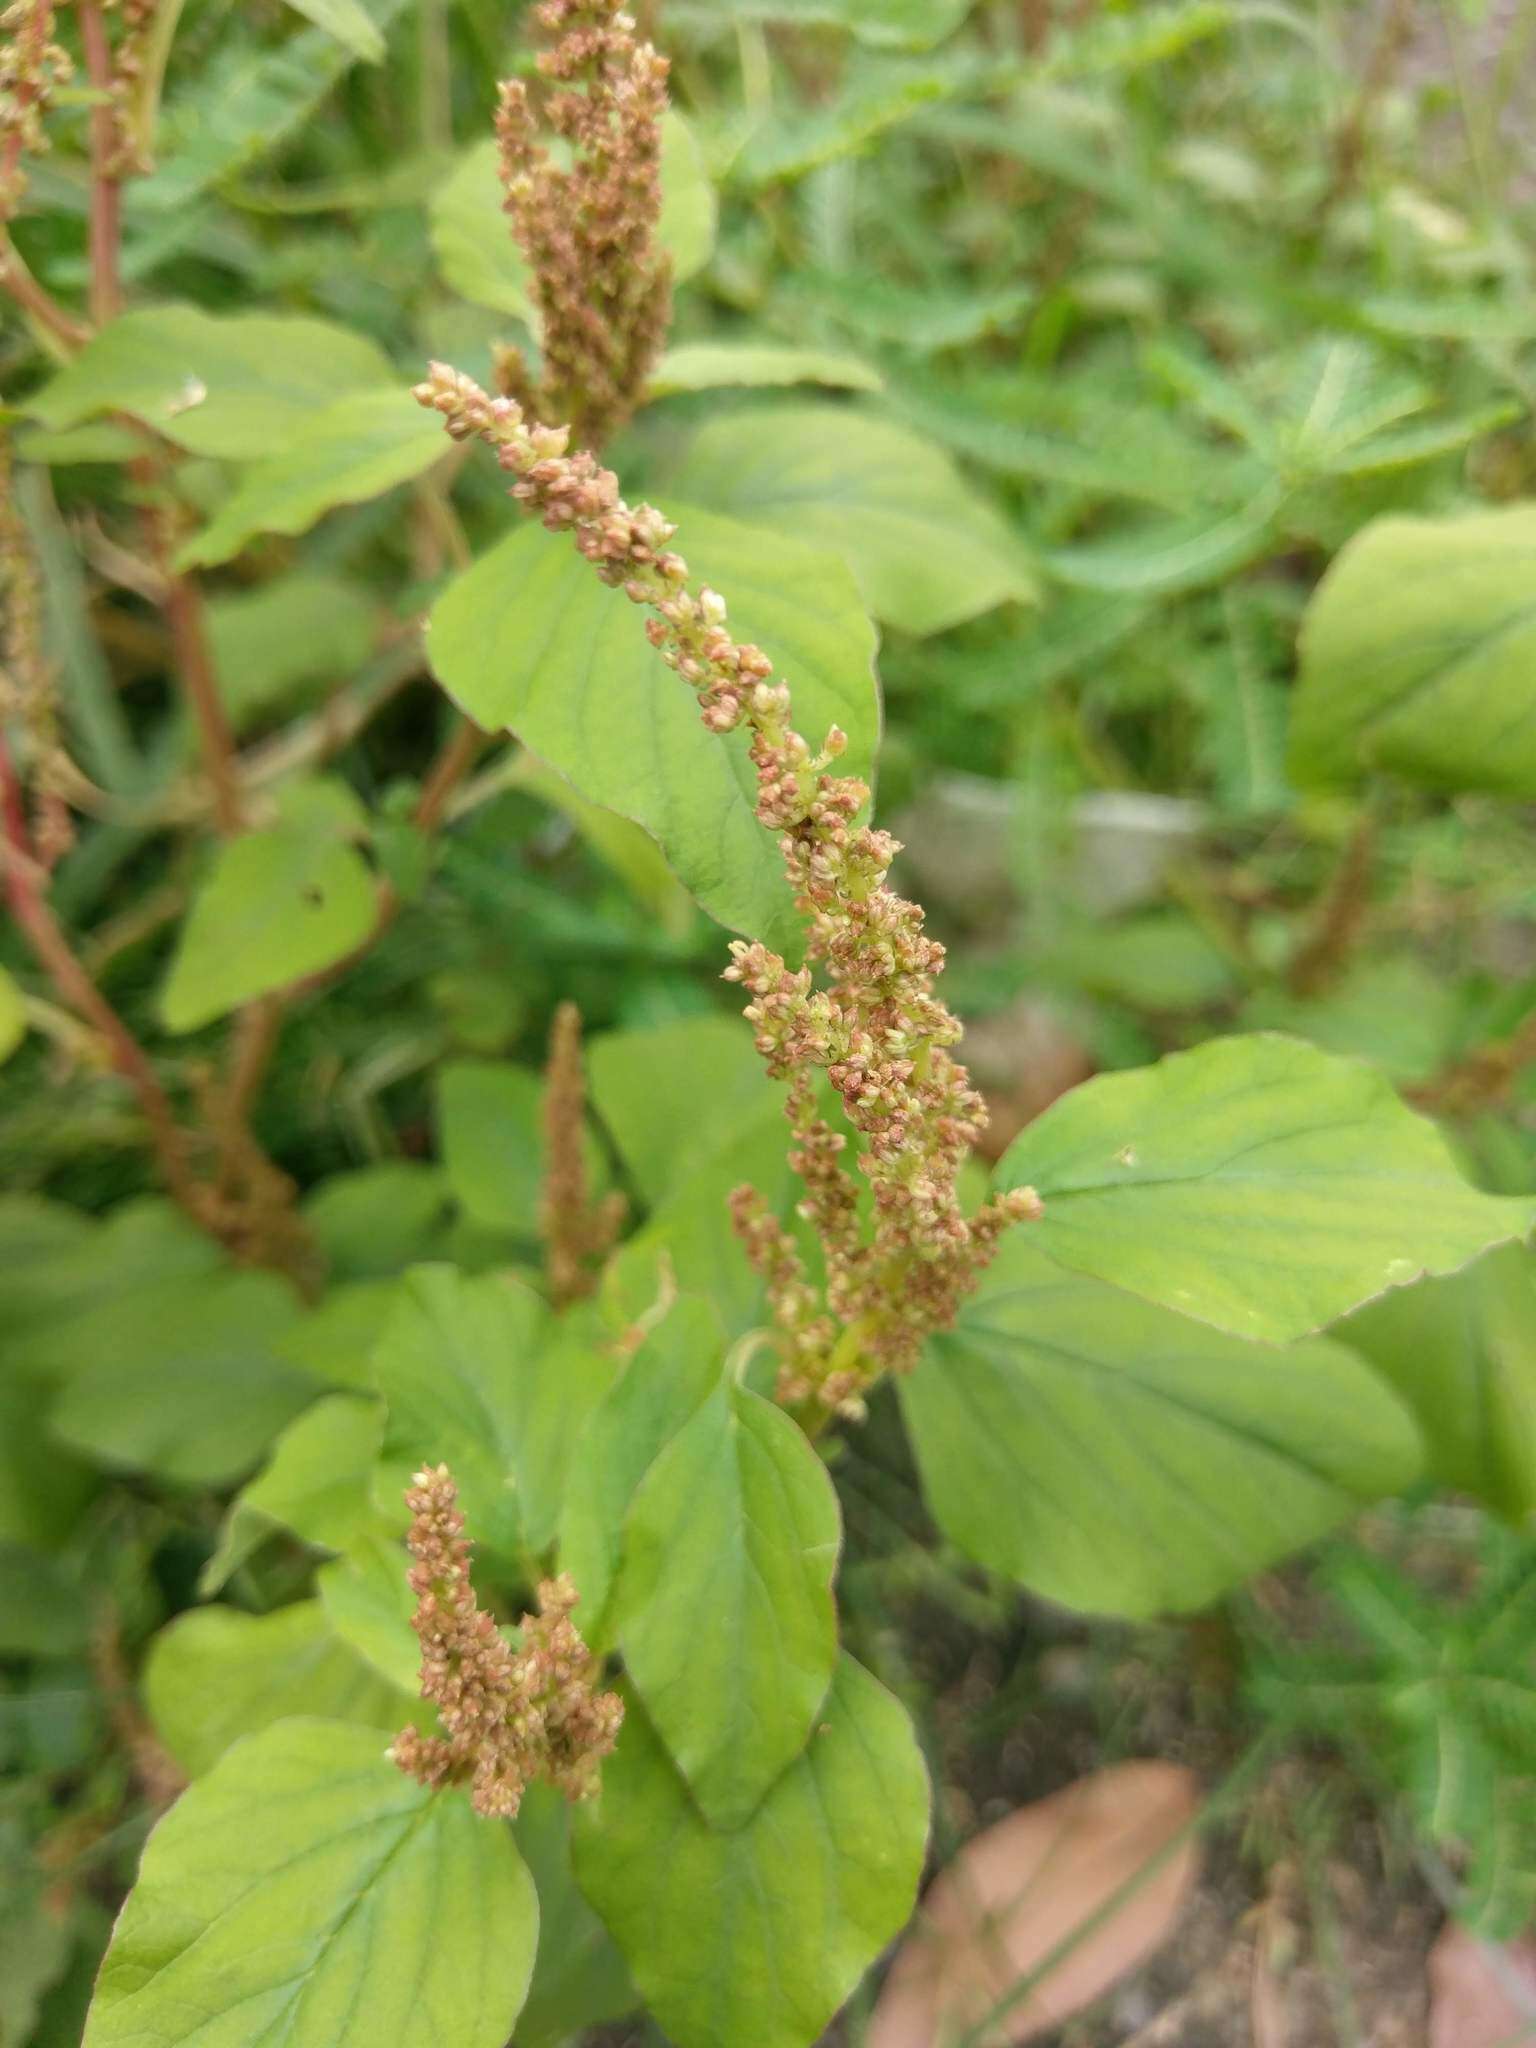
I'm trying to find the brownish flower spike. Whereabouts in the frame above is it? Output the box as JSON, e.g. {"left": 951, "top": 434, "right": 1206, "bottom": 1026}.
{"left": 391, "top": 1463, "right": 623, "bottom": 1819}
{"left": 541, "top": 998, "right": 626, "bottom": 1307}
{"left": 412, "top": 366, "right": 1042, "bottom": 1420}
{"left": 494, "top": 0, "right": 671, "bottom": 448}
{"left": 0, "top": 0, "right": 70, "bottom": 224}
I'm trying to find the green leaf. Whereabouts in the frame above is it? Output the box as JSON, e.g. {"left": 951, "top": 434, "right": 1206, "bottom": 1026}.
{"left": 507, "top": 1304, "right": 622, "bottom": 1554}
{"left": 205, "top": 573, "right": 379, "bottom": 732}
{"left": 0, "top": 1541, "right": 93, "bottom": 1656}
{"left": 513, "top": 1782, "right": 636, "bottom": 2048}
{"left": 902, "top": 1238, "right": 1422, "bottom": 1617}
{"left": 144, "top": 1601, "right": 419, "bottom": 1779}
{"left": 0, "top": 1196, "right": 218, "bottom": 1357}
{"left": 175, "top": 389, "right": 448, "bottom": 570}
{"left": 996, "top": 1035, "right": 1533, "bottom": 1343}
{"left": 430, "top": 110, "right": 714, "bottom": 317}
{"left": 45, "top": 1271, "right": 317, "bottom": 1485}
{"left": 670, "top": 404, "right": 1032, "bottom": 635}
{"left": 588, "top": 1013, "right": 767, "bottom": 1208}
{"left": 616, "top": 1382, "right": 840, "bottom": 1826}
{"left": 734, "top": 56, "right": 958, "bottom": 189}
{"left": 427, "top": 504, "right": 878, "bottom": 948}
{"left": 302, "top": 1163, "right": 451, "bottom": 1279}
{"left": 281, "top": 0, "right": 386, "bottom": 61}
{"left": 435, "top": 1058, "right": 606, "bottom": 1239}
{"left": 1291, "top": 504, "right": 1536, "bottom": 798}
{"left": 1337, "top": 1244, "right": 1536, "bottom": 1523}
{"left": 1039, "top": 485, "right": 1284, "bottom": 596}
{"left": 83, "top": 1718, "right": 537, "bottom": 2048}
{"left": 0, "top": 1373, "right": 97, "bottom": 1549}
{"left": 574, "top": 1657, "right": 927, "bottom": 2048}
{"left": 201, "top": 1393, "right": 384, "bottom": 1595}
{"left": 28, "top": 307, "right": 396, "bottom": 460}
{"left": 648, "top": 342, "right": 883, "bottom": 397}
{"left": 371, "top": 1265, "right": 549, "bottom": 1562}
{"left": 317, "top": 1530, "right": 419, "bottom": 1691}
{"left": 557, "top": 1295, "right": 725, "bottom": 1643}
{"left": 0, "top": 966, "right": 25, "bottom": 1065}
{"left": 161, "top": 782, "right": 378, "bottom": 1031}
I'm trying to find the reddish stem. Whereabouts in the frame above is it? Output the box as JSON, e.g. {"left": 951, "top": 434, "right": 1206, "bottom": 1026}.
{"left": 0, "top": 734, "right": 200, "bottom": 1209}
{"left": 76, "top": 1, "right": 122, "bottom": 325}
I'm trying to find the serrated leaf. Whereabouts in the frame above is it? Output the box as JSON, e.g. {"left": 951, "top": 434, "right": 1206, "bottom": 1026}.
{"left": 996, "top": 1035, "right": 1532, "bottom": 1343}
{"left": 1338, "top": 1244, "right": 1536, "bottom": 1523}
{"left": 670, "top": 404, "right": 1032, "bottom": 635}
{"left": 28, "top": 307, "right": 396, "bottom": 459}
{"left": 616, "top": 1382, "right": 840, "bottom": 1826}
{"left": 82, "top": 1719, "right": 537, "bottom": 2048}
{"left": 574, "top": 1658, "right": 927, "bottom": 2048}
{"left": 160, "top": 784, "right": 378, "bottom": 1031}
{"left": 1291, "top": 504, "right": 1536, "bottom": 798}
{"left": 370, "top": 1265, "right": 549, "bottom": 1562}
{"left": 430, "top": 109, "right": 714, "bottom": 316}
{"left": 426, "top": 503, "right": 878, "bottom": 948}
{"left": 175, "top": 389, "right": 448, "bottom": 570}
{"left": 144, "top": 1602, "right": 419, "bottom": 1778}
{"left": 901, "top": 1239, "right": 1422, "bottom": 1617}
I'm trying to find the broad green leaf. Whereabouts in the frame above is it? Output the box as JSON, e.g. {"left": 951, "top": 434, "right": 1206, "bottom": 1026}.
{"left": 1291, "top": 505, "right": 1536, "bottom": 797}
{"left": 205, "top": 573, "right": 378, "bottom": 732}
{"left": 506, "top": 1305, "right": 622, "bottom": 1554}
{"left": 45, "top": 1271, "right": 316, "bottom": 1485}
{"left": 0, "top": 966, "right": 24, "bottom": 1064}
{"left": 371, "top": 1265, "right": 549, "bottom": 1561}
{"left": 588, "top": 1012, "right": 767, "bottom": 1208}
{"left": 28, "top": 307, "right": 396, "bottom": 460}
{"left": 0, "top": 1541, "right": 93, "bottom": 1656}
{"left": 557, "top": 1296, "right": 725, "bottom": 1643}
{"left": 1241, "top": 957, "right": 1460, "bottom": 1087}
{"left": 430, "top": 110, "right": 714, "bottom": 317}
{"left": 435, "top": 1058, "right": 606, "bottom": 1240}
{"left": 616, "top": 1382, "right": 840, "bottom": 1826}
{"left": 996, "top": 1035, "right": 1533, "bottom": 1343}
{"left": 83, "top": 1718, "right": 537, "bottom": 2048}
{"left": 200, "top": 1393, "right": 384, "bottom": 1595}
{"left": 513, "top": 1783, "right": 636, "bottom": 2048}
{"left": 601, "top": 1087, "right": 798, "bottom": 1336}
{"left": 302, "top": 1163, "right": 451, "bottom": 1279}
{"left": 903, "top": 1238, "right": 1422, "bottom": 1616}
{"left": 670, "top": 405, "right": 1032, "bottom": 635}
{"left": 0, "top": 1375, "right": 97, "bottom": 1549}
{"left": 427, "top": 504, "right": 878, "bottom": 948}
{"left": 176, "top": 389, "right": 448, "bottom": 570}
{"left": 574, "top": 1658, "right": 927, "bottom": 2048}
{"left": 161, "top": 782, "right": 378, "bottom": 1031}
{"left": 281, "top": 0, "right": 385, "bottom": 61}
{"left": 144, "top": 1601, "right": 419, "bottom": 1778}
{"left": 277, "top": 1278, "right": 402, "bottom": 1392}
{"left": 317, "top": 1530, "right": 418, "bottom": 1691}
{"left": 649, "top": 342, "right": 883, "bottom": 397}
{"left": 1338, "top": 1244, "right": 1536, "bottom": 1523}
{"left": 0, "top": 1197, "right": 219, "bottom": 1362}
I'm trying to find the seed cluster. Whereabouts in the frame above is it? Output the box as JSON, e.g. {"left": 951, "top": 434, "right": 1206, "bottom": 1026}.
{"left": 391, "top": 1463, "right": 623, "bottom": 1818}
{"left": 0, "top": 0, "right": 69, "bottom": 223}
{"left": 413, "top": 363, "right": 1040, "bottom": 1415}
{"left": 541, "top": 998, "right": 627, "bottom": 1306}
{"left": 493, "top": 0, "right": 670, "bottom": 448}
{"left": 0, "top": 427, "right": 71, "bottom": 862}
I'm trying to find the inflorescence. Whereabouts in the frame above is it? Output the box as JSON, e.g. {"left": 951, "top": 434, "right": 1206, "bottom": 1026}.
{"left": 492, "top": 0, "right": 670, "bottom": 449}
{"left": 413, "top": 363, "right": 1042, "bottom": 1418}
{"left": 391, "top": 1463, "right": 623, "bottom": 1819}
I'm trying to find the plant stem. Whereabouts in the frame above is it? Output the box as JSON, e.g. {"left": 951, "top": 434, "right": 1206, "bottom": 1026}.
{"left": 77, "top": 1, "right": 123, "bottom": 324}
{"left": 160, "top": 564, "right": 243, "bottom": 835}
{"left": 0, "top": 731, "right": 199, "bottom": 1210}
{"left": 0, "top": 230, "right": 89, "bottom": 349}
